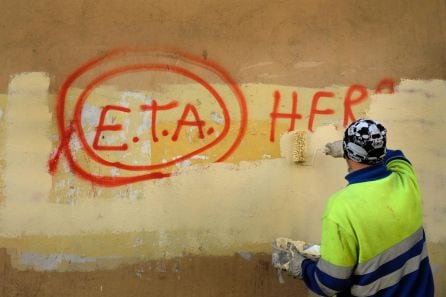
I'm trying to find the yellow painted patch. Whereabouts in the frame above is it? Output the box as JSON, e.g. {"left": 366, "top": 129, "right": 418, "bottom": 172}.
{"left": 0, "top": 74, "right": 444, "bottom": 275}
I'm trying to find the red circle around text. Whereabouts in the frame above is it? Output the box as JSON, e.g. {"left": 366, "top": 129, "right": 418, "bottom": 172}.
{"left": 55, "top": 48, "right": 248, "bottom": 186}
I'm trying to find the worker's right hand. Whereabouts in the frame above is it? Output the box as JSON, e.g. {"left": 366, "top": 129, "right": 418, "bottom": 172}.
{"left": 324, "top": 140, "right": 344, "bottom": 158}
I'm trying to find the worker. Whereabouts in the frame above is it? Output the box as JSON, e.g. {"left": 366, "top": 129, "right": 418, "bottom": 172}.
{"left": 272, "top": 119, "right": 434, "bottom": 296}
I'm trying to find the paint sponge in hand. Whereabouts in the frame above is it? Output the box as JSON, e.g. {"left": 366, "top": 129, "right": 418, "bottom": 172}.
{"left": 274, "top": 237, "right": 320, "bottom": 261}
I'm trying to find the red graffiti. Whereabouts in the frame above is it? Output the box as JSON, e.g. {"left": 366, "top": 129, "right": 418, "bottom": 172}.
{"left": 270, "top": 78, "right": 395, "bottom": 141}
{"left": 269, "top": 91, "right": 302, "bottom": 142}
{"left": 49, "top": 48, "right": 248, "bottom": 187}
{"left": 93, "top": 100, "right": 203, "bottom": 150}
{"left": 375, "top": 78, "right": 396, "bottom": 94}
{"left": 93, "top": 105, "right": 131, "bottom": 151}
{"left": 308, "top": 91, "right": 335, "bottom": 132}
{"left": 140, "top": 100, "right": 179, "bottom": 142}
{"left": 172, "top": 103, "right": 206, "bottom": 141}
{"left": 343, "top": 85, "right": 368, "bottom": 127}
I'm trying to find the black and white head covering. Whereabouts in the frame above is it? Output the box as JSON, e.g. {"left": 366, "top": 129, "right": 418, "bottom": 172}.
{"left": 343, "top": 119, "right": 387, "bottom": 165}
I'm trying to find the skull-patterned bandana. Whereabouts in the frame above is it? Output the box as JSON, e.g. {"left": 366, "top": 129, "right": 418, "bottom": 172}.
{"left": 343, "top": 119, "right": 387, "bottom": 165}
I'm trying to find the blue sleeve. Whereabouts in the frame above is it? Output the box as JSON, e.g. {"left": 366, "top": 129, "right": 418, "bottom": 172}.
{"left": 384, "top": 149, "right": 411, "bottom": 165}
{"left": 301, "top": 260, "right": 329, "bottom": 296}
{"left": 301, "top": 259, "right": 354, "bottom": 297}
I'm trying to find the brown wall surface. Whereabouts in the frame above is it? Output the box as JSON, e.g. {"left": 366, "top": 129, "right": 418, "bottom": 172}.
{"left": 1, "top": 0, "right": 446, "bottom": 296}
{"left": 1, "top": 0, "right": 446, "bottom": 92}
{"left": 0, "top": 249, "right": 310, "bottom": 297}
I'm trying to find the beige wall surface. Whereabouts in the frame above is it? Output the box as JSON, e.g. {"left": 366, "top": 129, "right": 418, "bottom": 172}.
{"left": 0, "top": 1, "right": 445, "bottom": 296}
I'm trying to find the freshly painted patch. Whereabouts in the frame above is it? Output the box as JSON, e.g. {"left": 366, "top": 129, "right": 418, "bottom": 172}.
{"left": 5, "top": 73, "right": 52, "bottom": 203}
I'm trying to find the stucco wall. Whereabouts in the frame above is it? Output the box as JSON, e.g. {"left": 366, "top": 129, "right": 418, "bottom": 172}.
{"left": 1, "top": 1, "right": 445, "bottom": 296}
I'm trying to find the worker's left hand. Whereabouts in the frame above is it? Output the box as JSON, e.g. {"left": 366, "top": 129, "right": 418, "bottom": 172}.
{"left": 272, "top": 242, "right": 292, "bottom": 269}
{"left": 288, "top": 252, "right": 305, "bottom": 279}
{"left": 272, "top": 240, "right": 305, "bottom": 279}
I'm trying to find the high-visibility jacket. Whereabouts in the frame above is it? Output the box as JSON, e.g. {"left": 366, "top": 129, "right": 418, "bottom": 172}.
{"left": 301, "top": 150, "right": 434, "bottom": 297}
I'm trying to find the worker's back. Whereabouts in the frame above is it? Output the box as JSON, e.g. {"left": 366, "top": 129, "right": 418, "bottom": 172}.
{"left": 294, "top": 120, "right": 435, "bottom": 296}
{"left": 318, "top": 150, "right": 434, "bottom": 297}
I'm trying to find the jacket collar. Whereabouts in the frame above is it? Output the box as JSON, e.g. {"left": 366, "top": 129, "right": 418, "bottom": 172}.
{"left": 345, "top": 161, "right": 392, "bottom": 185}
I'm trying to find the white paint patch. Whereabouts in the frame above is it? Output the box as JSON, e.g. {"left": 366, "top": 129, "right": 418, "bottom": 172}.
{"left": 141, "top": 140, "right": 151, "bottom": 159}
{"left": 120, "top": 91, "right": 145, "bottom": 108}
{"left": 81, "top": 104, "right": 101, "bottom": 126}
{"left": 178, "top": 160, "right": 192, "bottom": 167}
{"left": 105, "top": 135, "right": 118, "bottom": 145}
{"left": 187, "top": 127, "right": 196, "bottom": 143}
{"left": 123, "top": 118, "right": 130, "bottom": 132}
{"left": 85, "top": 131, "right": 96, "bottom": 145}
{"left": 210, "top": 111, "right": 224, "bottom": 125}
{"left": 191, "top": 155, "right": 208, "bottom": 160}
{"left": 0, "top": 108, "right": 3, "bottom": 120}
{"left": 173, "top": 155, "right": 193, "bottom": 167}
{"left": 62, "top": 158, "right": 71, "bottom": 173}
{"left": 135, "top": 267, "right": 144, "bottom": 278}
{"left": 237, "top": 251, "right": 252, "bottom": 261}
{"left": 19, "top": 252, "right": 96, "bottom": 271}
{"left": 129, "top": 189, "right": 139, "bottom": 201}
{"left": 69, "top": 135, "right": 82, "bottom": 153}
{"left": 137, "top": 105, "right": 152, "bottom": 135}
{"left": 293, "top": 61, "right": 324, "bottom": 69}
{"left": 55, "top": 180, "right": 66, "bottom": 190}
{"left": 119, "top": 131, "right": 127, "bottom": 143}
{"left": 110, "top": 167, "right": 120, "bottom": 177}
{"left": 67, "top": 185, "right": 78, "bottom": 203}
{"left": 118, "top": 119, "right": 130, "bottom": 143}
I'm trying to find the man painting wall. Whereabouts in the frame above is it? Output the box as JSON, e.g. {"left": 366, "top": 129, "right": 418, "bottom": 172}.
{"left": 272, "top": 119, "right": 434, "bottom": 296}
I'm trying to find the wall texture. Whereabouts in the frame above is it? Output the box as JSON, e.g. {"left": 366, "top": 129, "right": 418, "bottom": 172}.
{"left": 1, "top": 0, "right": 445, "bottom": 296}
